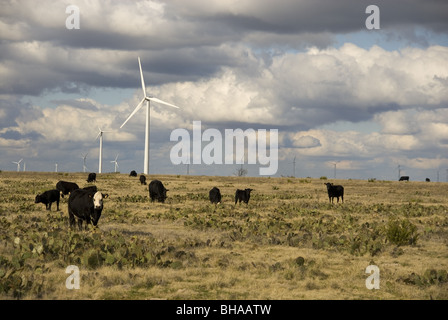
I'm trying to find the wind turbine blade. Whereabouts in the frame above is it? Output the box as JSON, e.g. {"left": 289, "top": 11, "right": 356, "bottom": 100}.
{"left": 148, "top": 97, "right": 179, "bottom": 109}
{"left": 18, "top": 159, "right": 23, "bottom": 163}
{"left": 120, "top": 98, "right": 146, "bottom": 128}
{"left": 138, "top": 57, "right": 147, "bottom": 97}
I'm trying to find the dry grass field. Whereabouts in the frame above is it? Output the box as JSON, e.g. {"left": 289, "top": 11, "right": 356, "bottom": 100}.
{"left": 0, "top": 171, "right": 447, "bottom": 300}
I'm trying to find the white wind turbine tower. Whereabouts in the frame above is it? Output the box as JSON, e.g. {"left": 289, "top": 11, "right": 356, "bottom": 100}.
{"left": 331, "top": 161, "right": 340, "bottom": 179}
{"left": 111, "top": 154, "right": 119, "bottom": 173}
{"left": 12, "top": 158, "right": 23, "bottom": 172}
{"left": 96, "top": 127, "right": 113, "bottom": 174}
{"left": 120, "top": 57, "right": 180, "bottom": 175}
{"left": 81, "top": 153, "right": 88, "bottom": 172}
{"left": 293, "top": 156, "right": 296, "bottom": 178}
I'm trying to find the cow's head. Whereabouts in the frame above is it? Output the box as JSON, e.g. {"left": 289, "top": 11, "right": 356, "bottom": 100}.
{"left": 90, "top": 192, "right": 108, "bottom": 226}
{"left": 34, "top": 194, "right": 42, "bottom": 203}
{"left": 159, "top": 188, "right": 168, "bottom": 202}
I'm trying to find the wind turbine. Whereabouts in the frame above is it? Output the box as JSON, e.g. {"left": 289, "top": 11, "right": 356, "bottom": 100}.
{"left": 120, "top": 57, "right": 180, "bottom": 175}
{"left": 81, "top": 153, "right": 88, "bottom": 172}
{"left": 293, "top": 156, "right": 296, "bottom": 178}
{"left": 331, "top": 161, "right": 340, "bottom": 179}
{"left": 96, "top": 127, "right": 112, "bottom": 174}
{"left": 12, "top": 158, "right": 23, "bottom": 172}
{"left": 111, "top": 154, "right": 119, "bottom": 173}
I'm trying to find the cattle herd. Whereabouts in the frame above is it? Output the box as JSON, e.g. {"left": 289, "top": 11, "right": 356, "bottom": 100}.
{"left": 34, "top": 170, "right": 347, "bottom": 231}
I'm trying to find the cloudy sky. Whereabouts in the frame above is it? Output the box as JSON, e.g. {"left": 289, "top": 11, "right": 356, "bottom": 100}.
{"left": 1, "top": 0, "right": 448, "bottom": 180}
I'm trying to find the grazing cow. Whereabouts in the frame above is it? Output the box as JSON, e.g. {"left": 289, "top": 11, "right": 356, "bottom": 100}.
{"left": 425, "top": 178, "right": 430, "bottom": 182}
{"left": 86, "top": 173, "right": 96, "bottom": 183}
{"left": 139, "top": 175, "right": 147, "bottom": 185}
{"left": 148, "top": 180, "right": 168, "bottom": 203}
{"left": 68, "top": 188, "right": 108, "bottom": 230}
{"left": 324, "top": 183, "right": 344, "bottom": 203}
{"left": 35, "top": 189, "right": 60, "bottom": 211}
{"left": 129, "top": 170, "right": 137, "bottom": 177}
{"left": 56, "top": 181, "right": 79, "bottom": 198}
{"left": 399, "top": 176, "right": 410, "bottom": 181}
{"left": 235, "top": 188, "right": 253, "bottom": 205}
{"left": 209, "top": 187, "right": 222, "bottom": 205}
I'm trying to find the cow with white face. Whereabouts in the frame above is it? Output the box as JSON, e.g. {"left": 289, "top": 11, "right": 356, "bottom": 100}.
{"left": 68, "top": 188, "right": 109, "bottom": 230}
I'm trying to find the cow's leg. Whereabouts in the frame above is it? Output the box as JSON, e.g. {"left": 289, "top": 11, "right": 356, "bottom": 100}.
{"left": 69, "top": 212, "right": 76, "bottom": 228}
{"left": 85, "top": 217, "right": 91, "bottom": 230}
{"left": 56, "top": 199, "right": 60, "bottom": 211}
{"left": 77, "top": 219, "right": 83, "bottom": 231}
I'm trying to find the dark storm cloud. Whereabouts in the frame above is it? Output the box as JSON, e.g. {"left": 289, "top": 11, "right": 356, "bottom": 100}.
{"left": 1, "top": 0, "right": 447, "bottom": 98}
{"left": 0, "top": 128, "right": 43, "bottom": 141}
{"left": 170, "top": 0, "right": 448, "bottom": 36}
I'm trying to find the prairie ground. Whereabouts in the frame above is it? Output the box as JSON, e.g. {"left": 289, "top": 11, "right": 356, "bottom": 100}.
{"left": 0, "top": 171, "right": 447, "bottom": 300}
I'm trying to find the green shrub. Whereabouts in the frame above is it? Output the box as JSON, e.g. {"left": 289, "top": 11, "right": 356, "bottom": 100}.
{"left": 386, "top": 219, "right": 419, "bottom": 246}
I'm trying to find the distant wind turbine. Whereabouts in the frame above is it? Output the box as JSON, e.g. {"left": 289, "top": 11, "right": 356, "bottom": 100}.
{"left": 96, "top": 127, "right": 112, "bottom": 174}
{"left": 81, "top": 153, "right": 88, "bottom": 173}
{"left": 293, "top": 156, "right": 296, "bottom": 178}
{"left": 120, "top": 57, "right": 180, "bottom": 175}
{"left": 12, "top": 158, "right": 23, "bottom": 172}
{"left": 111, "top": 154, "right": 119, "bottom": 173}
{"left": 331, "top": 161, "right": 340, "bottom": 179}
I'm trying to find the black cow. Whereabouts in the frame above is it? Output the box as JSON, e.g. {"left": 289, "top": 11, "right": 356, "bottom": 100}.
{"left": 139, "top": 175, "right": 147, "bottom": 185}
{"left": 56, "top": 181, "right": 80, "bottom": 198}
{"left": 425, "top": 178, "right": 430, "bottom": 182}
{"left": 209, "top": 187, "right": 222, "bottom": 205}
{"left": 235, "top": 188, "right": 253, "bottom": 205}
{"left": 149, "top": 180, "right": 168, "bottom": 203}
{"left": 35, "top": 189, "right": 60, "bottom": 211}
{"left": 86, "top": 173, "right": 96, "bottom": 183}
{"left": 129, "top": 170, "right": 137, "bottom": 177}
{"left": 68, "top": 188, "right": 108, "bottom": 230}
{"left": 324, "top": 183, "right": 344, "bottom": 203}
{"left": 399, "top": 176, "right": 410, "bottom": 181}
